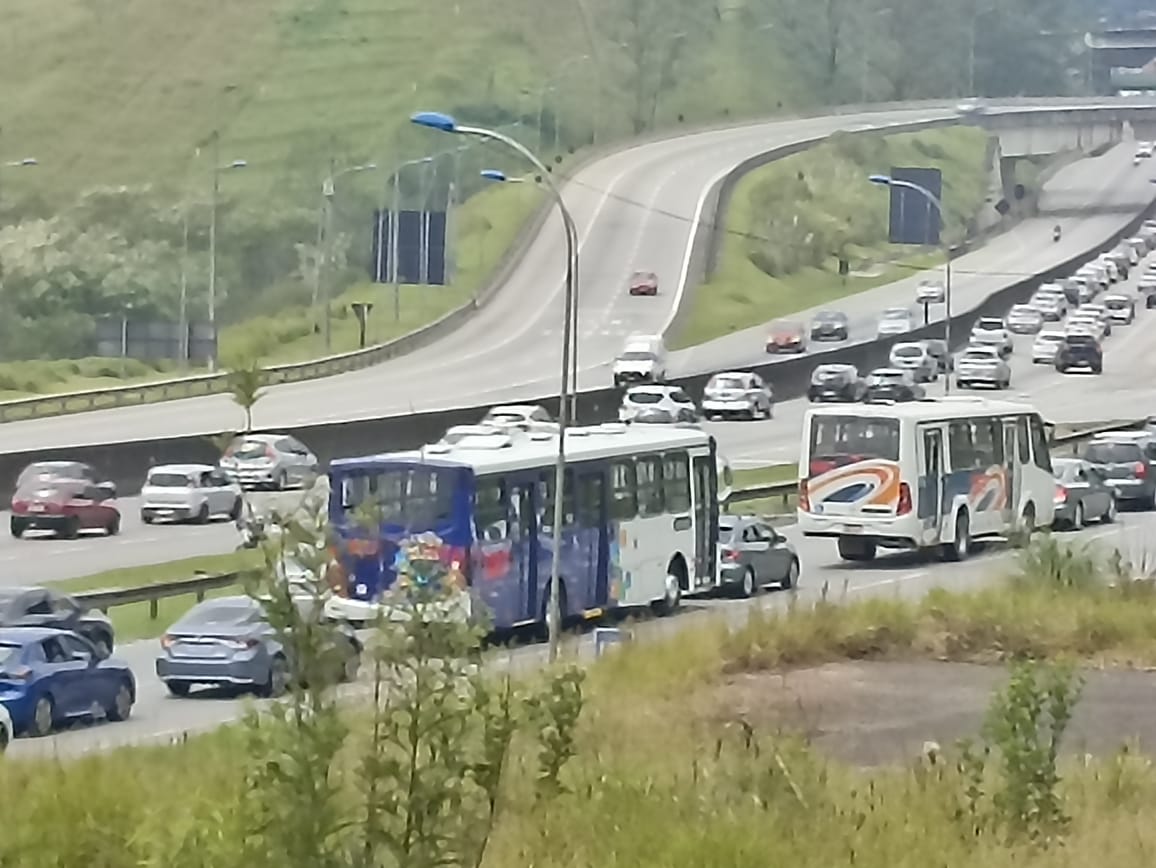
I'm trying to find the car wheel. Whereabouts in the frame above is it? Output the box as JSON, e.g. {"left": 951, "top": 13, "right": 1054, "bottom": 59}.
{"left": 166, "top": 681, "right": 191, "bottom": 698}
{"left": 0, "top": 719, "right": 9, "bottom": 752}
{"left": 738, "top": 567, "right": 756, "bottom": 599}
{"left": 782, "top": 558, "right": 799, "bottom": 590}
{"left": 106, "top": 681, "right": 134, "bottom": 722}
{"left": 260, "top": 655, "right": 291, "bottom": 698}
{"left": 9, "top": 518, "right": 25, "bottom": 539}
{"left": 59, "top": 517, "right": 80, "bottom": 540}
{"left": 1072, "top": 502, "right": 1085, "bottom": 531}
{"left": 106, "top": 513, "right": 120, "bottom": 536}
{"left": 195, "top": 502, "right": 210, "bottom": 524}
{"left": 1102, "top": 497, "right": 1117, "bottom": 524}
{"left": 141, "top": 512, "right": 154, "bottom": 525}
{"left": 229, "top": 498, "right": 243, "bottom": 521}
{"left": 27, "top": 694, "right": 55, "bottom": 737}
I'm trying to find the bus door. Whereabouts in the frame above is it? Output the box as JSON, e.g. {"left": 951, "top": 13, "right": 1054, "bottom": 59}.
{"left": 1001, "top": 417, "right": 1018, "bottom": 526}
{"left": 691, "top": 452, "right": 718, "bottom": 589}
{"left": 577, "top": 469, "right": 610, "bottom": 610}
{"left": 917, "top": 426, "right": 945, "bottom": 540}
{"left": 507, "top": 480, "right": 537, "bottom": 623}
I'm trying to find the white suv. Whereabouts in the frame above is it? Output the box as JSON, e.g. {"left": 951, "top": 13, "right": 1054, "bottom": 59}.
{"left": 141, "top": 464, "right": 243, "bottom": 524}
{"left": 619, "top": 385, "right": 697, "bottom": 423}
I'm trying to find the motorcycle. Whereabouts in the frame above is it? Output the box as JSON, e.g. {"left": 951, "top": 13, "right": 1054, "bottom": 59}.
{"left": 1053, "top": 225, "right": 1062, "bottom": 242}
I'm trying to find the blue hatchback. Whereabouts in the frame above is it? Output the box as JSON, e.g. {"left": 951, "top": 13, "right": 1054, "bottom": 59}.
{"left": 0, "top": 627, "right": 135, "bottom": 736}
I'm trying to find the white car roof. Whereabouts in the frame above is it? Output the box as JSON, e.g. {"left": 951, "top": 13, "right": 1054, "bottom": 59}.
{"left": 148, "top": 463, "right": 215, "bottom": 475}
{"left": 891, "top": 341, "right": 925, "bottom": 350}
{"left": 869, "top": 367, "right": 906, "bottom": 375}
{"left": 487, "top": 404, "right": 542, "bottom": 417}
{"left": 626, "top": 384, "right": 682, "bottom": 396}
{"left": 961, "top": 344, "right": 999, "bottom": 354}
{"left": 711, "top": 371, "right": 754, "bottom": 381}
{"left": 1037, "top": 330, "right": 1065, "bottom": 339}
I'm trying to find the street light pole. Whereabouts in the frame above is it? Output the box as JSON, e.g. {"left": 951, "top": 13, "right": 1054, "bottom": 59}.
{"left": 317, "top": 161, "right": 377, "bottom": 351}
{"left": 413, "top": 111, "right": 579, "bottom": 664}
{"left": 869, "top": 174, "right": 952, "bottom": 394}
{"left": 388, "top": 156, "right": 434, "bottom": 322}
{"left": 206, "top": 135, "right": 247, "bottom": 372}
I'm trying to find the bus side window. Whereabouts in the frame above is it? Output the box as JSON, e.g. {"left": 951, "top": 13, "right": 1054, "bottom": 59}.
{"left": 662, "top": 452, "right": 691, "bottom": 513}
{"left": 948, "top": 420, "right": 975, "bottom": 470}
{"left": 636, "top": 455, "right": 665, "bottom": 518}
{"left": 475, "top": 478, "right": 507, "bottom": 542}
{"left": 1016, "top": 416, "right": 1031, "bottom": 465}
{"left": 977, "top": 418, "right": 1002, "bottom": 465}
{"left": 1029, "top": 416, "right": 1053, "bottom": 473}
{"left": 610, "top": 460, "right": 637, "bottom": 520}
{"left": 577, "top": 473, "right": 604, "bottom": 528}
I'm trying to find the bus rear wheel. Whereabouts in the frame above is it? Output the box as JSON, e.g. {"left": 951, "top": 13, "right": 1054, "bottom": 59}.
{"left": 837, "top": 537, "right": 876, "bottom": 562}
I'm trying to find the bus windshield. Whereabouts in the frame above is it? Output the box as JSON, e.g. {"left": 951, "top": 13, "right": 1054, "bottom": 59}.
{"left": 335, "top": 464, "right": 458, "bottom": 528}
{"left": 807, "top": 415, "right": 900, "bottom": 475}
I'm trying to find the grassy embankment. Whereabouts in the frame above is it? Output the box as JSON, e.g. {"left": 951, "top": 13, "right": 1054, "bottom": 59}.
{"left": 0, "top": 0, "right": 815, "bottom": 402}
{"left": 8, "top": 536, "right": 1156, "bottom": 865}
{"left": 674, "top": 127, "right": 999, "bottom": 349}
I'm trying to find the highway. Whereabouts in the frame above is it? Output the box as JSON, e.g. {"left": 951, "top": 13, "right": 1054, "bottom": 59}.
{"left": 1, "top": 146, "right": 1152, "bottom": 585}
{"left": 0, "top": 103, "right": 1147, "bottom": 455}
{"left": 9, "top": 505, "right": 1151, "bottom": 759}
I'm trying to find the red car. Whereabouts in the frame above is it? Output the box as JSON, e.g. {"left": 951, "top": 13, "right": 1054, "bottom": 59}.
{"left": 765, "top": 321, "right": 808, "bottom": 354}
{"left": 628, "top": 271, "right": 659, "bottom": 296}
{"left": 10, "top": 461, "right": 121, "bottom": 539}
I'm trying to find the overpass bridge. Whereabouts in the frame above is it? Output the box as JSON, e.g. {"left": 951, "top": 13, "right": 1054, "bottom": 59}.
{"left": 1087, "top": 29, "right": 1156, "bottom": 93}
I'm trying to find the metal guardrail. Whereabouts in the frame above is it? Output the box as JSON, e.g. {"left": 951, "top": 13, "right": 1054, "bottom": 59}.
{"left": 74, "top": 571, "right": 241, "bottom": 621}
{"left": 60, "top": 420, "right": 1144, "bottom": 617}
{"left": 725, "top": 418, "right": 1147, "bottom": 510}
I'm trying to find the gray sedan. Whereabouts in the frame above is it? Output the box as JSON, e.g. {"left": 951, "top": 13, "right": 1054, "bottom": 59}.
{"left": 156, "top": 596, "right": 361, "bottom": 697}
{"left": 1051, "top": 458, "right": 1117, "bottom": 529}
{"left": 717, "top": 516, "right": 800, "bottom": 597}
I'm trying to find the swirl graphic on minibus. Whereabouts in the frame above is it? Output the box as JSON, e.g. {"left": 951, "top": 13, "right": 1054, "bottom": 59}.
{"left": 806, "top": 460, "right": 901, "bottom": 508}
{"left": 967, "top": 466, "right": 1007, "bottom": 511}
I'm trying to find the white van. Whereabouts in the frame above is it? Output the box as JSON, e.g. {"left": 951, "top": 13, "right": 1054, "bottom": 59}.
{"left": 612, "top": 334, "right": 667, "bottom": 388}
{"left": 797, "top": 397, "right": 1055, "bottom": 562}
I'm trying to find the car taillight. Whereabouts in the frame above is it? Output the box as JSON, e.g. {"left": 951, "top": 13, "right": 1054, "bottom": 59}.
{"left": 1054, "top": 485, "right": 1067, "bottom": 504}
{"left": 223, "top": 638, "right": 260, "bottom": 650}
{"left": 1136, "top": 462, "right": 1148, "bottom": 479}
{"left": 896, "top": 483, "right": 912, "bottom": 516}
{"left": 799, "top": 479, "right": 810, "bottom": 512}
{"left": 721, "top": 548, "right": 739, "bottom": 562}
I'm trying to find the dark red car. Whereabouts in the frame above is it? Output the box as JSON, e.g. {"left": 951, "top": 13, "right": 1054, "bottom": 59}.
{"left": 628, "top": 271, "right": 659, "bottom": 296}
{"left": 10, "top": 461, "right": 121, "bottom": 539}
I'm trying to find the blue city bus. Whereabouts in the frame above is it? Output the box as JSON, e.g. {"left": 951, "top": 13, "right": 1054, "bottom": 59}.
{"left": 326, "top": 423, "right": 720, "bottom": 631}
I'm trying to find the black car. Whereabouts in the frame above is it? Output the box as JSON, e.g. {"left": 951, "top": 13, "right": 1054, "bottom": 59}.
{"left": 0, "top": 587, "right": 115, "bottom": 657}
{"left": 920, "top": 338, "right": 952, "bottom": 373}
{"left": 1055, "top": 333, "right": 1103, "bottom": 374}
{"left": 810, "top": 310, "right": 849, "bottom": 342}
{"left": 862, "top": 368, "right": 925, "bottom": 402}
{"left": 807, "top": 364, "right": 865, "bottom": 402}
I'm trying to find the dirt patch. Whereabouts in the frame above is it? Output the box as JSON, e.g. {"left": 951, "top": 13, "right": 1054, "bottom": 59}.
{"left": 709, "top": 661, "right": 1156, "bottom": 767}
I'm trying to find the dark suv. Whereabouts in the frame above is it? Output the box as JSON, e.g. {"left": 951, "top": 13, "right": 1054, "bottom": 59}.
{"left": 807, "top": 364, "right": 865, "bottom": 402}
{"left": 1082, "top": 435, "right": 1156, "bottom": 509}
{"left": 1055, "top": 333, "right": 1103, "bottom": 374}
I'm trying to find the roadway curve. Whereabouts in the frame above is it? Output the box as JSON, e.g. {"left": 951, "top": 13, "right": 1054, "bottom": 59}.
{"left": 708, "top": 144, "right": 1156, "bottom": 469}
{"left": 9, "top": 509, "right": 1152, "bottom": 758}
{"left": 1, "top": 102, "right": 1150, "bottom": 455}
{"left": 4, "top": 145, "right": 1153, "bottom": 585}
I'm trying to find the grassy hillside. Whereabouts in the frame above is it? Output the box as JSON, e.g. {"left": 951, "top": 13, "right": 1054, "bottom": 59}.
{"left": 673, "top": 127, "right": 994, "bottom": 348}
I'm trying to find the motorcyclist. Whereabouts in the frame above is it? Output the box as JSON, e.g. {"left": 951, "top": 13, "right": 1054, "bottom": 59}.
{"left": 1053, "top": 224, "right": 1062, "bottom": 242}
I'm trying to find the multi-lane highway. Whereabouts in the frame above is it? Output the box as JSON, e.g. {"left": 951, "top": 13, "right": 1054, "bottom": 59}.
{"left": 1, "top": 103, "right": 1151, "bottom": 455}
{"left": 3, "top": 144, "right": 1153, "bottom": 585}
{"left": 10, "top": 504, "right": 1151, "bottom": 759}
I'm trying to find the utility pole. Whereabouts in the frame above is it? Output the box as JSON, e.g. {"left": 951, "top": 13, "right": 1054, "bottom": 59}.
{"left": 322, "top": 151, "right": 337, "bottom": 352}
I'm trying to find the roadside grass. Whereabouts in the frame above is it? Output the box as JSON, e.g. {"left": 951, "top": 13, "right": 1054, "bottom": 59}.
{"left": 6, "top": 537, "right": 1156, "bottom": 865}
{"left": 673, "top": 127, "right": 992, "bottom": 349}
{"left": 57, "top": 552, "right": 258, "bottom": 644}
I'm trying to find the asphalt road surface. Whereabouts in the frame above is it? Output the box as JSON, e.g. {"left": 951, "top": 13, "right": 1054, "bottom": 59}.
{"left": 9, "top": 499, "right": 1152, "bottom": 759}
{"left": 2, "top": 103, "right": 1151, "bottom": 455}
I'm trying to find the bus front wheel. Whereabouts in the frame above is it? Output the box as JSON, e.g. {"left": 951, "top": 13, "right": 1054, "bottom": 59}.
{"left": 837, "top": 537, "right": 876, "bottom": 562}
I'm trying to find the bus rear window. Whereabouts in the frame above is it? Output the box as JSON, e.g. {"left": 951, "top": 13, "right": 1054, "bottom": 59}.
{"left": 337, "top": 466, "right": 456, "bottom": 527}
{"left": 808, "top": 415, "right": 900, "bottom": 476}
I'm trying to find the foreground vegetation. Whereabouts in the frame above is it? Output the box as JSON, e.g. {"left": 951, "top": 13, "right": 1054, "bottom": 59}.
{"left": 9, "top": 523, "right": 1156, "bottom": 865}
{"left": 0, "top": 0, "right": 1089, "bottom": 394}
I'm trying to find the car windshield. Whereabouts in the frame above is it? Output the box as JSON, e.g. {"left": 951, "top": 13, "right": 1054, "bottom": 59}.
{"left": 709, "top": 376, "right": 746, "bottom": 390}
{"left": 16, "top": 462, "right": 87, "bottom": 487}
{"left": 1084, "top": 442, "right": 1143, "bottom": 464}
{"left": 892, "top": 346, "right": 921, "bottom": 358}
{"left": 177, "top": 599, "right": 262, "bottom": 629}
{"left": 868, "top": 371, "right": 904, "bottom": 384}
{"left": 1066, "top": 334, "right": 1097, "bottom": 345}
{"left": 619, "top": 351, "right": 655, "bottom": 361}
{"left": 811, "top": 366, "right": 849, "bottom": 384}
{"left": 881, "top": 309, "right": 908, "bottom": 320}
{"left": 147, "top": 472, "right": 193, "bottom": 487}
{"left": 229, "top": 439, "right": 271, "bottom": 460}
{"left": 961, "top": 350, "right": 996, "bottom": 360}
{"left": 975, "top": 319, "right": 1002, "bottom": 330}
{"left": 1105, "top": 298, "right": 1129, "bottom": 309}
{"left": 628, "top": 391, "right": 662, "bottom": 404}
{"left": 808, "top": 415, "right": 901, "bottom": 473}
{"left": 718, "top": 521, "right": 737, "bottom": 543}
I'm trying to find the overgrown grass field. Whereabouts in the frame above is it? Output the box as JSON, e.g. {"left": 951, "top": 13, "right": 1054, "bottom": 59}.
{"left": 7, "top": 537, "right": 1156, "bottom": 866}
